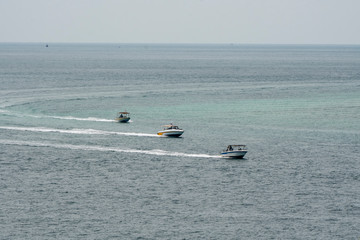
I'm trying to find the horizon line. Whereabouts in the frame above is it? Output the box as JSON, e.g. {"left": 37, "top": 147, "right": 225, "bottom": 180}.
{"left": 1, "top": 41, "right": 360, "bottom": 46}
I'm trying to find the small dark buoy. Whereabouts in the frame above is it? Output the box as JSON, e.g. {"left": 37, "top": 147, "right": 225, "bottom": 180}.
{"left": 46, "top": 44, "right": 48, "bottom": 47}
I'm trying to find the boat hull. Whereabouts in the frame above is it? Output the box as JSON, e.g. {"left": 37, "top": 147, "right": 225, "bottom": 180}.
{"left": 220, "top": 150, "right": 247, "bottom": 159}
{"left": 115, "top": 117, "right": 130, "bottom": 123}
{"left": 157, "top": 130, "right": 184, "bottom": 137}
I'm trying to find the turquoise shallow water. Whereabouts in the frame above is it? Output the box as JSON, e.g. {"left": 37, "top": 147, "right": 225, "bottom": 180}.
{"left": 0, "top": 43, "right": 359, "bottom": 239}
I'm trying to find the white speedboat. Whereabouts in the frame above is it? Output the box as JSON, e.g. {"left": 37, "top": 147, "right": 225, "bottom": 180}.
{"left": 220, "top": 145, "right": 247, "bottom": 158}
{"left": 115, "top": 112, "right": 130, "bottom": 123}
{"left": 157, "top": 124, "right": 184, "bottom": 137}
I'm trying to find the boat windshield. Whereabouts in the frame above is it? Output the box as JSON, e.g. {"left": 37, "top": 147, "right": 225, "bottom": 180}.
{"left": 163, "top": 124, "right": 180, "bottom": 130}
{"left": 227, "top": 145, "right": 246, "bottom": 151}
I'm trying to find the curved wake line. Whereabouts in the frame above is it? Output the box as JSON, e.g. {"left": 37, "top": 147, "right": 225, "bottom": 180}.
{"left": 0, "top": 126, "right": 157, "bottom": 137}
{"left": 0, "top": 139, "right": 218, "bottom": 158}
{"left": 0, "top": 110, "right": 114, "bottom": 122}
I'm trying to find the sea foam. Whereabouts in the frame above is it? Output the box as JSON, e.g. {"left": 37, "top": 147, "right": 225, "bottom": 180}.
{"left": 0, "top": 139, "right": 218, "bottom": 158}
{"left": 0, "top": 126, "right": 157, "bottom": 137}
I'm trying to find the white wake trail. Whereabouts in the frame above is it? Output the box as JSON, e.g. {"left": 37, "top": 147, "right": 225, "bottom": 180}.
{"left": 0, "top": 126, "right": 158, "bottom": 137}
{"left": 0, "top": 139, "right": 218, "bottom": 158}
{"left": 47, "top": 115, "right": 114, "bottom": 122}
{"left": 0, "top": 110, "right": 114, "bottom": 122}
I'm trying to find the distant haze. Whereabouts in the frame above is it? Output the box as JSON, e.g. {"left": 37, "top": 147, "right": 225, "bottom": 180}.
{"left": 1, "top": 0, "right": 360, "bottom": 44}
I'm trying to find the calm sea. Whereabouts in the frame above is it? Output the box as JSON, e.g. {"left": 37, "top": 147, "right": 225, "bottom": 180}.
{"left": 0, "top": 43, "right": 359, "bottom": 239}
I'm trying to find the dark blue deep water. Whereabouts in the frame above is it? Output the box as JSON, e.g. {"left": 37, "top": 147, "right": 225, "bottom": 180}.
{"left": 1, "top": 43, "right": 359, "bottom": 239}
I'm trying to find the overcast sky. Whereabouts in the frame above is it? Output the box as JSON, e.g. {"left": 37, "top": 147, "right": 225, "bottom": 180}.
{"left": 1, "top": 0, "right": 360, "bottom": 44}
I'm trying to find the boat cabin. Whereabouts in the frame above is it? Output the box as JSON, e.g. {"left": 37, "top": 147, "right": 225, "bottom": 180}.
{"left": 117, "top": 112, "right": 130, "bottom": 118}
{"left": 162, "top": 124, "right": 181, "bottom": 130}
{"left": 226, "top": 145, "right": 247, "bottom": 151}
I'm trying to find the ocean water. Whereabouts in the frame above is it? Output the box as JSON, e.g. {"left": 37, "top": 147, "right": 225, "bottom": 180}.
{"left": 0, "top": 43, "right": 359, "bottom": 239}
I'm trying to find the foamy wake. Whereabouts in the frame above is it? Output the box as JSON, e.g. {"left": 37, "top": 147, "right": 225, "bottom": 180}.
{"left": 0, "top": 110, "right": 114, "bottom": 122}
{"left": 47, "top": 115, "right": 114, "bottom": 122}
{"left": 0, "top": 139, "right": 218, "bottom": 158}
{"left": 0, "top": 126, "right": 157, "bottom": 137}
